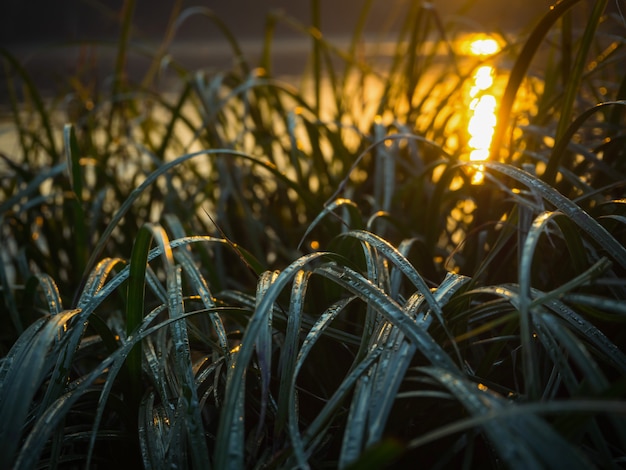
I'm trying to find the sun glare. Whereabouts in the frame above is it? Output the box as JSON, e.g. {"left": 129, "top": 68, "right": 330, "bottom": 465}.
{"left": 463, "top": 36, "right": 501, "bottom": 184}
{"left": 470, "top": 38, "right": 501, "bottom": 56}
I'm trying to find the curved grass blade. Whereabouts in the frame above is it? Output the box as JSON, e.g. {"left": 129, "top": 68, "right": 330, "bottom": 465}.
{"left": 286, "top": 295, "right": 371, "bottom": 469}
{"left": 340, "top": 230, "right": 465, "bottom": 366}
{"left": 167, "top": 265, "right": 211, "bottom": 469}
{"left": 173, "top": 6, "right": 250, "bottom": 75}
{"left": 536, "top": 312, "right": 609, "bottom": 392}
{"left": 419, "top": 366, "right": 593, "bottom": 469}
{"left": 77, "top": 148, "right": 320, "bottom": 298}
{"left": 0, "top": 309, "right": 81, "bottom": 469}
{"left": 470, "top": 283, "right": 626, "bottom": 374}
{"left": 13, "top": 307, "right": 185, "bottom": 470}
{"left": 490, "top": 0, "right": 582, "bottom": 161}
{"left": 314, "top": 263, "right": 457, "bottom": 372}
{"left": 518, "top": 211, "right": 559, "bottom": 399}
{"left": 366, "top": 273, "right": 470, "bottom": 443}
{"left": 213, "top": 251, "right": 333, "bottom": 469}
{"left": 0, "top": 46, "right": 60, "bottom": 162}
{"left": 24, "top": 273, "right": 64, "bottom": 316}
{"left": 482, "top": 161, "right": 626, "bottom": 270}
{"left": 549, "top": 0, "right": 609, "bottom": 168}
{"left": 340, "top": 230, "right": 443, "bottom": 321}
{"left": 251, "top": 270, "right": 279, "bottom": 454}
{"left": 174, "top": 249, "right": 229, "bottom": 357}
{"left": 298, "top": 198, "right": 362, "bottom": 251}
{"left": 543, "top": 100, "right": 626, "bottom": 184}
{"left": 77, "top": 257, "right": 127, "bottom": 309}
{"left": 275, "top": 269, "right": 310, "bottom": 440}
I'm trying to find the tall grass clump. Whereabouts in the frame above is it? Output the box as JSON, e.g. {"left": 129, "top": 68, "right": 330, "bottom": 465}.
{"left": 1, "top": 0, "right": 626, "bottom": 468}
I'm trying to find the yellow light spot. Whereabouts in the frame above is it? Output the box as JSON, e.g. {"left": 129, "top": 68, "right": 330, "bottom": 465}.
{"left": 470, "top": 66, "right": 495, "bottom": 95}
{"left": 465, "top": 63, "right": 498, "bottom": 184}
{"left": 470, "top": 38, "right": 501, "bottom": 56}
{"left": 478, "top": 383, "right": 489, "bottom": 391}
{"left": 459, "top": 34, "right": 502, "bottom": 56}
{"left": 310, "top": 240, "right": 320, "bottom": 250}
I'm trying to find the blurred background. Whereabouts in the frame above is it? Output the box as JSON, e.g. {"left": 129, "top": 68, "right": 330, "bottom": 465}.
{"left": 2, "top": 0, "right": 555, "bottom": 45}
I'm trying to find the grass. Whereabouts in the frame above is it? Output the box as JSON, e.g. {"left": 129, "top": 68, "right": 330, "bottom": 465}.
{"left": 1, "top": 0, "right": 626, "bottom": 468}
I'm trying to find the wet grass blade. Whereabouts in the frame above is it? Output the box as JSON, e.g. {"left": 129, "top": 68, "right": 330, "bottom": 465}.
{"left": 275, "top": 269, "right": 309, "bottom": 439}
{"left": 0, "top": 309, "right": 81, "bottom": 468}
{"left": 214, "top": 252, "right": 332, "bottom": 469}
{"left": 314, "top": 262, "right": 457, "bottom": 372}
{"left": 483, "top": 162, "right": 626, "bottom": 270}
{"left": 126, "top": 223, "right": 174, "bottom": 406}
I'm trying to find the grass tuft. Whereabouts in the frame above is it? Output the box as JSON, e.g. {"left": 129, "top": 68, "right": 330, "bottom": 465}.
{"left": 1, "top": 0, "right": 625, "bottom": 467}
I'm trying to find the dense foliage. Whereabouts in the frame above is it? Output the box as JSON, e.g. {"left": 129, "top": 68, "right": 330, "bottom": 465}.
{"left": 1, "top": 0, "right": 626, "bottom": 468}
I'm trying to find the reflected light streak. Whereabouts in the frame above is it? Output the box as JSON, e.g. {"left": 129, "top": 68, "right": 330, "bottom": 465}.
{"left": 464, "top": 37, "right": 501, "bottom": 184}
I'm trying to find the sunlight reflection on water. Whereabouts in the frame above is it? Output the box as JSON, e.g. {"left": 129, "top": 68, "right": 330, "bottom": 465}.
{"left": 464, "top": 36, "right": 502, "bottom": 184}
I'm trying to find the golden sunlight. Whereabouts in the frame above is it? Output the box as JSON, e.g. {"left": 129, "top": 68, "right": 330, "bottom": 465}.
{"left": 469, "top": 38, "right": 500, "bottom": 56}
{"left": 463, "top": 36, "right": 502, "bottom": 184}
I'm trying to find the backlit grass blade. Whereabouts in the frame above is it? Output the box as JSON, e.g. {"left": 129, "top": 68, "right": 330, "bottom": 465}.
{"left": 138, "top": 391, "right": 165, "bottom": 469}
{"left": 173, "top": 6, "right": 250, "bottom": 75}
{"left": 24, "top": 273, "right": 63, "bottom": 316}
{"left": 64, "top": 124, "right": 88, "bottom": 274}
{"left": 490, "top": 0, "right": 582, "bottom": 161}
{"left": 77, "top": 257, "right": 127, "bottom": 309}
{"left": 126, "top": 223, "right": 174, "bottom": 406}
{"left": 550, "top": 0, "right": 608, "bottom": 157}
{"left": 107, "top": 0, "right": 135, "bottom": 132}
{"left": 310, "top": 0, "right": 322, "bottom": 114}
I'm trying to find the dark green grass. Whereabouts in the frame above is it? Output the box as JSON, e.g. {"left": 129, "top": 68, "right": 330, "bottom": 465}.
{"left": 1, "top": 0, "right": 626, "bottom": 468}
